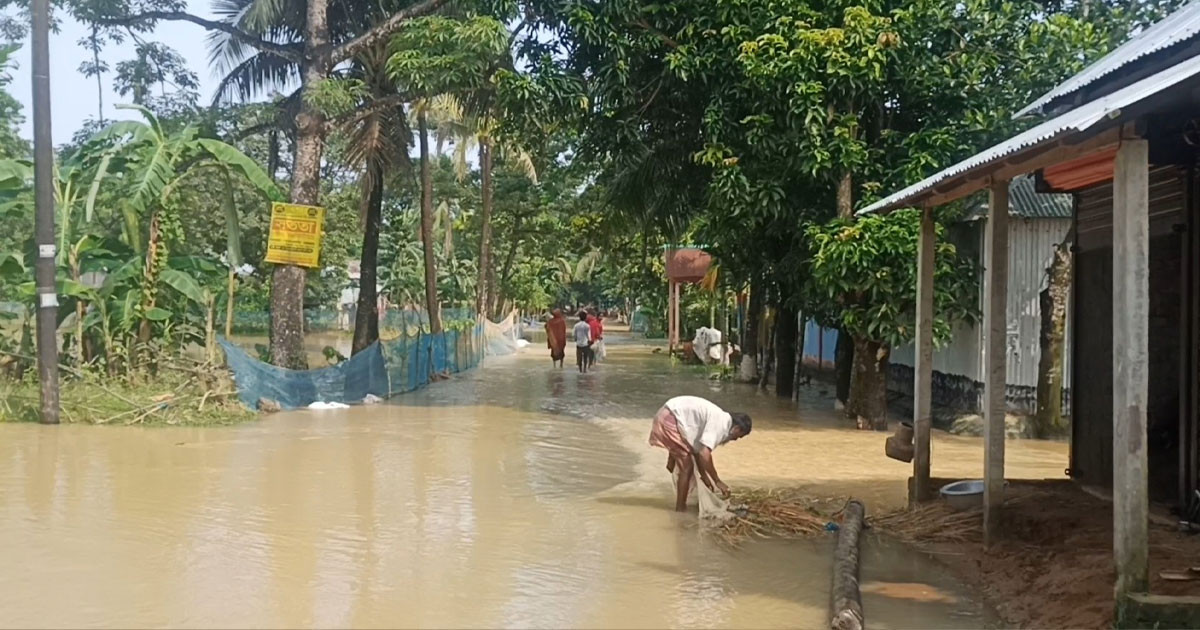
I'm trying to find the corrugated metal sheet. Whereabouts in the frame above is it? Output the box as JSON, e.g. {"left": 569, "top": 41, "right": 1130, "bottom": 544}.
{"left": 1016, "top": 0, "right": 1200, "bottom": 118}
{"left": 1075, "top": 165, "right": 1186, "bottom": 251}
{"left": 891, "top": 321, "right": 982, "bottom": 383}
{"left": 858, "top": 53, "right": 1200, "bottom": 215}
{"left": 1010, "top": 176, "right": 1073, "bottom": 218}
{"left": 890, "top": 217, "right": 1074, "bottom": 413}
{"left": 1003, "top": 218, "right": 1074, "bottom": 390}
{"left": 967, "top": 175, "right": 1073, "bottom": 219}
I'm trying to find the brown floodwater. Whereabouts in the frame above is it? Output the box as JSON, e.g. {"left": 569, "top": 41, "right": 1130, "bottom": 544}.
{"left": 0, "top": 335, "right": 1064, "bottom": 628}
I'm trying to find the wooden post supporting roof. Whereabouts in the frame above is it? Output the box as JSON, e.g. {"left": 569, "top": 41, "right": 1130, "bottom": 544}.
{"left": 983, "top": 181, "right": 1010, "bottom": 546}
{"left": 1113, "top": 137, "right": 1150, "bottom": 598}
{"left": 912, "top": 206, "right": 935, "bottom": 504}
{"left": 668, "top": 280, "right": 677, "bottom": 354}
{"left": 672, "top": 281, "right": 681, "bottom": 350}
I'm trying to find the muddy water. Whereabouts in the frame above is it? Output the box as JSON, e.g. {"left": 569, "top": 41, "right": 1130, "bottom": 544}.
{"left": 0, "top": 336, "right": 1050, "bottom": 628}
{"left": 227, "top": 332, "right": 354, "bottom": 367}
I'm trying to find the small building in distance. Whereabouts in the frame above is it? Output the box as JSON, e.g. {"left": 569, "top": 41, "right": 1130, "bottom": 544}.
{"left": 888, "top": 175, "right": 1075, "bottom": 420}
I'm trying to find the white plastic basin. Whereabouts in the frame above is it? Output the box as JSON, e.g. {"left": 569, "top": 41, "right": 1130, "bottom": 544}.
{"left": 939, "top": 480, "right": 984, "bottom": 511}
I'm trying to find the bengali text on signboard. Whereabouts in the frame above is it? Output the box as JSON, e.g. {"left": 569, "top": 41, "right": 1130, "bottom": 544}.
{"left": 265, "top": 202, "right": 325, "bottom": 268}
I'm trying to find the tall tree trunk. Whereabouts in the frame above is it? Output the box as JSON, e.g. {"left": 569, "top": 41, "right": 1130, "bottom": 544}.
{"left": 270, "top": 0, "right": 330, "bottom": 369}
{"left": 1034, "top": 242, "right": 1072, "bottom": 438}
{"left": 740, "top": 277, "right": 762, "bottom": 381}
{"left": 835, "top": 162, "right": 856, "bottom": 406}
{"left": 498, "top": 215, "right": 523, "bottom": 290}
{"left": 793, "top": 311, "right": 805, "bottom": 400}
{"left": 758, "top": 306, "right": 776, "bottom": 390}
{"left": 475, "top": 139, "right": 493, "bottom": 316}
{"left": 847, "top": 337, "right": 890, "bottom": 430}
{"left": 267, "top": 129, "right": 280, "bottom": 181}
{"left": 418, "top": 108, "right": 442, "bottom": 334}
{"left": 352, "top": 161, "right": 384, "bottom": 355}
{"left": 837, "top": 171, "right": 853, "bottom": 219}
{"left": 835, "top": 329, "right": 853, "bottom": 407}
{"left": 775, "top": 305, "right": 797, "bottom": 399}
{"left": 488, "top": 263, "right": 501, "bottom": 319}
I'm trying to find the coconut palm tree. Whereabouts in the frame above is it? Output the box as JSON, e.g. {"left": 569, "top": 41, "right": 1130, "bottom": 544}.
{"left": 433, "top": 94, "right": 537, "bottom": 318}
{"left": 200, "top": 0, "right": 447, "bottom": 367}
{"left": 411, "top": 98, "right": 442, "bottom": 333}
{"left": 338, "top": 44, "right": 411, "bottom": 354}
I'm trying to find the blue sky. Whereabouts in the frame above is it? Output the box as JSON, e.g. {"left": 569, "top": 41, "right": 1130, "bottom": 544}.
{"left": 10, "top": 0, "right": 225, "bottom": 144}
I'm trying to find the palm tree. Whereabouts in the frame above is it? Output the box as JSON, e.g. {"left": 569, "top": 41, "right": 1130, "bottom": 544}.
{"left": 433, "top": 94, "right": 536, "bottom": 318}
{"left": 413, "top": 100, "right": 442, "bottom": 333}
{"left": 201, "top": 0, "right": 446, "bottom": 367}
{"left": 338, "top": 44, "right": 410, "bottom": 355}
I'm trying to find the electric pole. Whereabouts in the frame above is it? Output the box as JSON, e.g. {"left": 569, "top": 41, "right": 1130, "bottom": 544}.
{"left": 31, "top": 0, "right": 59, "bottom": 424}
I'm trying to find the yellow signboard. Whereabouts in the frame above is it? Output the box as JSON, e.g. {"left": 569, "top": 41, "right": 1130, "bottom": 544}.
{"left": 265, "top": 202, "right": 325, "bottom": 268}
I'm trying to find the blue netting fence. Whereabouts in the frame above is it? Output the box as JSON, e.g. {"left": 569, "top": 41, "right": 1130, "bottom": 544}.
{"left": 221, "top": 313, "right": 520, "bottom": 409}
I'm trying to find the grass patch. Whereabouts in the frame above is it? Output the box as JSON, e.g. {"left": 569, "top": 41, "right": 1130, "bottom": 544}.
{"left": 0, "top": 366, "right": 254, "bottom": 426}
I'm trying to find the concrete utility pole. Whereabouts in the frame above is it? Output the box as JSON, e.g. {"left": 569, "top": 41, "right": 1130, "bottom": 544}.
{"left": 31, "top": 0, "right": 59, "bottom": 424}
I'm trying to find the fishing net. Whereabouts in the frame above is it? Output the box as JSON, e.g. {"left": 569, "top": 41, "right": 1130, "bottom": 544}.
{"left": 483, "top": 310, "right": 521, "bottom": 356}
{"left": 220, "top": 315, "right": 511, "bottom": 410}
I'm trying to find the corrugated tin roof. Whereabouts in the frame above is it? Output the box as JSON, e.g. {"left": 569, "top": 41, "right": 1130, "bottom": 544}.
{"left": 1015, "top": 0, "right": 1200, "bottom": 117}
{"left": 1009, "top": 175, "right": 1073, "bottom": 217}
{"left": 966, "top": 175, "right": 1073, "bottom": 220}
{"left": 858, "top": 53, "right": 1200, "bottom": 215}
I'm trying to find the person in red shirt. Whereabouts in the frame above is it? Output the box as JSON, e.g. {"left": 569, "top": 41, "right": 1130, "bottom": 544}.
{"left": 587, "top": 308, "right": 604, "bottom": 367}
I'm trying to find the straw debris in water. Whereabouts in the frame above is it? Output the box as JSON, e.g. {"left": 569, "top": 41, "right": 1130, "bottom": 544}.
{"left": 711, "top": 488, "right": 845, "bottom": 547}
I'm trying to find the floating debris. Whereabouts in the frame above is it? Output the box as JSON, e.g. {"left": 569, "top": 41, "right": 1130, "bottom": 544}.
{"left": 710, "top": 488, "right": 847, "bottom": 547}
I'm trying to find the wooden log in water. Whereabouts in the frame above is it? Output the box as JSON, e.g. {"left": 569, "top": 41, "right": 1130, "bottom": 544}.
{"left": 830, "top": 499, "right": 866, "bottom": 630}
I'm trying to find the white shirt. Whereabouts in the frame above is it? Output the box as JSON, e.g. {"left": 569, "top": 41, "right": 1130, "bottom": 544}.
{"left": 665, "top": 395, "right": 733, "bottom": 453}
{"left": 573, "top": 320, "right": 592, "bottom": 347}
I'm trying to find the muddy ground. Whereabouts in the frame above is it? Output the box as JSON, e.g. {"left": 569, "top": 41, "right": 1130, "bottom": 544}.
{"left": 872, "top": 480, "right": 1200, "bottom": 629}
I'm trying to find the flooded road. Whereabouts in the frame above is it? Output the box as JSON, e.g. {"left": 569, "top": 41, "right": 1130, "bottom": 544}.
{"left": 0, "top": 336, "right": 1060, "bottom": 628}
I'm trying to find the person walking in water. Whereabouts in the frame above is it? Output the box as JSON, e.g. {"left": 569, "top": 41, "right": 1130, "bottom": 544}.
{"left": 573, "top": 310, "right": 594, "bottom": 373}
{"left": 587, "top": 307, "right": 605, "bottom": 366}
{"left": 648, "top": 395, "right": 751, "bottom": 511}
{"left": 545, "top": 309, "right": 567, "bottom": 368}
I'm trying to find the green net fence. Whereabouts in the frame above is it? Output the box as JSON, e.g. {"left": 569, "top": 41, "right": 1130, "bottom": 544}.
{"left": 220, "top": 312, "right": 520, "bottom": 410}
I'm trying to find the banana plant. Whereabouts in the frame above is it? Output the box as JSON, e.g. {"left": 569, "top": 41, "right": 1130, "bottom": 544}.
{"left": 89, "top": 104, "right": 282, "bottom": 361}
{"left": 0, "top": 104, "right": 281, "bottom": 373}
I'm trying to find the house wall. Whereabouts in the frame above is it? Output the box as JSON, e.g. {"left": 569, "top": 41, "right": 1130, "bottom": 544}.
{"left": 1071, "top": 165, "right": 1187, "bottom": 503}
{"left": 889, "top": 217, "right": 1074, "bottom": 415}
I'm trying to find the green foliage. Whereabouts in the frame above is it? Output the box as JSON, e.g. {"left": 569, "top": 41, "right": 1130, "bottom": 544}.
{"left": 804, "top": 211, "right": 977, "bottom": 348}
{"left": 0, "top": 101, "right": 285, "bottom": 377}
{"left": 386, "top": 16, "right": 510, "bottom": 96}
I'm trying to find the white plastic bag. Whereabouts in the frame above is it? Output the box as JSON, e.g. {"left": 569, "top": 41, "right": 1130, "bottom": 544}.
{"left": 671, "top": 463, "right": 733, "bottom": 522}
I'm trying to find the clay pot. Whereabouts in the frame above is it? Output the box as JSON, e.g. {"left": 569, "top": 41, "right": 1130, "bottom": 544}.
{"left": 894, "top": 421, "right": 914, "bottom": 445}
{"left": 885, "top": 435, "right": 914, "bottom": 463}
